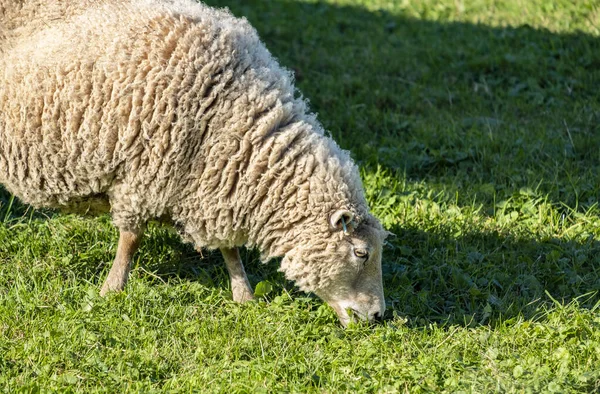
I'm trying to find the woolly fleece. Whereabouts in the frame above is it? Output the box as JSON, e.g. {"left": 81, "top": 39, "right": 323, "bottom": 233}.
{"left": 0, "top": 0, "right": 385, "bottom": 303}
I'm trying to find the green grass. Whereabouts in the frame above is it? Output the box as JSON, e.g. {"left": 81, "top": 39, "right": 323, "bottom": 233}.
{"left": 2, "top": 0, "right": 600, "bottom": 391}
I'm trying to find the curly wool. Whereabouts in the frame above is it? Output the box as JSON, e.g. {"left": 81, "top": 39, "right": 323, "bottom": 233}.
{"left": 0, "top": 0, "right": 375, "bottom": 293}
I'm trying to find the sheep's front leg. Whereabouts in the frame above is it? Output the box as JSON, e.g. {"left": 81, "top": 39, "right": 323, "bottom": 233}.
{"left": 100, "top": 229, "right": 143, "bottom": 296}
{"left": 220, "top": 247, "right": 255, "bottom": 302}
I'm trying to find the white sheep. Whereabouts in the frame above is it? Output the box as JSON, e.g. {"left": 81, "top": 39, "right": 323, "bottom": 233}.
{"left": 0, "top": 0, "right": 387, "bottom": 326}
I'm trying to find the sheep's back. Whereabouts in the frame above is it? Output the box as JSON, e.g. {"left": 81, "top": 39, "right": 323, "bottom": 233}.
{"left": 0, "top": 1, "right": 213, "bottom": 210}
{"left": 0, "top": 0, "right": 298, "bottom": 220}
{"left": 0, "top": 0, "right": 96, "bottom": 47}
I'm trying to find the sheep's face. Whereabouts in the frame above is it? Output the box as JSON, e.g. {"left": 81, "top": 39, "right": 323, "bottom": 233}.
{"left": 279, "top": 210, "right": 386, "bottom": 327}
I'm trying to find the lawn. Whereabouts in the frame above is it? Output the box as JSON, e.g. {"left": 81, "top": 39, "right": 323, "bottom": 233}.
{"left": 2, "top": 0, "right": 600, "bottom": 392}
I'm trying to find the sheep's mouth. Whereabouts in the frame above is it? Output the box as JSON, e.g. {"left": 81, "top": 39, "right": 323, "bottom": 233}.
{"left": 340, "top": 307, "right": 384, "bottom": 327}
{"left": 336, "top": 307, "right": 366, "bottom": 327}
{"left": 328, "top": 301, "right": 381, "bottom": 327}
{"left": 328, "top": 304, "right": 353, "bottom": 327}
{"left": 347, "top": 307, "right": 365, "bottom": 321}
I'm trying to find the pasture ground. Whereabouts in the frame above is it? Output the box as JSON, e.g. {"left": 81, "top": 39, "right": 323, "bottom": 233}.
{"left": 1, "top": 0, "right": 600, "bottom": 391}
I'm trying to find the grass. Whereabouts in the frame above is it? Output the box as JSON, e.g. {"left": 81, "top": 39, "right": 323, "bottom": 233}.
{"left": 2, "top": 0, "right": 600, "bottom": 391}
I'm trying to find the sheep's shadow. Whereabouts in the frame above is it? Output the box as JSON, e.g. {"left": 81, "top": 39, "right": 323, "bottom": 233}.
{"left": 131, "top": 224, "right": 283, "bottom": 294}
{"left": 0, "top": 186, "right": 56, "bottom": 222}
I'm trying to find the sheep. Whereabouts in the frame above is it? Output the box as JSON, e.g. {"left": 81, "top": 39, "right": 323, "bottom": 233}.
{"left": 0, "top": 0, "right": 387, "bottom": 326}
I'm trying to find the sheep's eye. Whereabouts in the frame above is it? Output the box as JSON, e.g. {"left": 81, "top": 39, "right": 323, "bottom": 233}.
{"left": 354, "top": 248, "right": 369, "bottom": 260}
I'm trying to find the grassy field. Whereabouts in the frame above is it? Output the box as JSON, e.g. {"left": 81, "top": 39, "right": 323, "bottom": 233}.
{"left": 2, "top": 0, "right": 600, "bottom": 392}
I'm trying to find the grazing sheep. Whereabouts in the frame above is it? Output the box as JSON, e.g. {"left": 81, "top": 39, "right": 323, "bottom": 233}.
{"left": 0, "top": 0, "right": 387, "bottom": 326}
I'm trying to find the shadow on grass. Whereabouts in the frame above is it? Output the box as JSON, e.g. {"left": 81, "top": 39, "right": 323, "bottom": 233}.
{"left": 0, "top": 186, "right": 56, "bottom": 222}
{"left": 383, "top": 223, "right": 600, "bottom": 326}
{"left": 133, "top": 224, "right": 283, "bottom": 294}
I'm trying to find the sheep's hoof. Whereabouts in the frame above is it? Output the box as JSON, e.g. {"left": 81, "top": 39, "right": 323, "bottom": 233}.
{"left": 233, "top": 288, "right": 255, "bottom": 303}
{"left": 99, "top": 282, "right": 124, "bottom": 297}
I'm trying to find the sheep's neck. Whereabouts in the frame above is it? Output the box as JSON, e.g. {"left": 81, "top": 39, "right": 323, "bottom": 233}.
{"left": 240, "top": 121, "right": 366, "bottom": 261}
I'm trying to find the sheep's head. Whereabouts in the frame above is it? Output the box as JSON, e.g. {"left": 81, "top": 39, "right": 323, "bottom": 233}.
{"left": 279, "top": 209, "right": 386, "bottom": 327}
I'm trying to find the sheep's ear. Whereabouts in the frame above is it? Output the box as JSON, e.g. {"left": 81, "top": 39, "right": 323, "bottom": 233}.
{"left": 330, "top": 209, "right": 354, "bottom": 233}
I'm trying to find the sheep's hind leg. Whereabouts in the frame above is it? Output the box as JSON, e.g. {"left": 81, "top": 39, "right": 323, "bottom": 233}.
{"left": 100, "top": 229, "right": 143, "bottom": 296}
{"left": 220, "top": 247, "right": 255, "bottom": 302}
